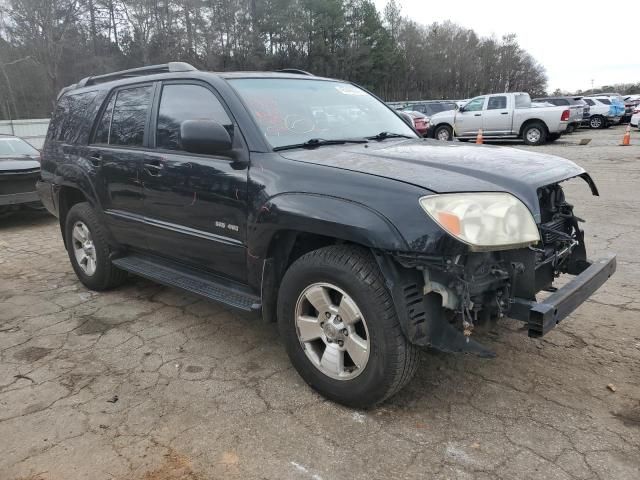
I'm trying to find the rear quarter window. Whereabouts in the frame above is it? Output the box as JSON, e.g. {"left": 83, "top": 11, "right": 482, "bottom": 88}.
{"left": 47, "top": 90, "right": 102, "bottom": 144}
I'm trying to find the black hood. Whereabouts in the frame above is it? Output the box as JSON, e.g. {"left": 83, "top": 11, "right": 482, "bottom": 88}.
{"left": 279, "top": 139, "right": 596, "bottom": 222}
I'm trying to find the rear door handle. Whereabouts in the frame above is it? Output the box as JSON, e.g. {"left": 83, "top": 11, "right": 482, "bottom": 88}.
{"left": 474, "top": 113, "right": 481, "bottom": 116}
{"left": 87, "top": 151, "right": 102, "bottom": 167}
{"left": 501, "top": 112, "right": 509, "bottom": 115}
{"left": 144, "top": 159, "right": 165, "bottom": 176}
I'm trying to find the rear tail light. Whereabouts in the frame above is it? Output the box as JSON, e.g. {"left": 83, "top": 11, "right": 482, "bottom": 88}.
{"left": 561, "top": 109, "right": 570, "bottom": 121}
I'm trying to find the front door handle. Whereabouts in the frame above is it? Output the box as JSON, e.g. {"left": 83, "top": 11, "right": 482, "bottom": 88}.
{"left": 500, "top": 112, "right": 509, "bottom": 115}
{"left": 144, "top": 159, "right": 165, "bottom": 175}
{"left": 474, "top": 113, "right": 481, "bottom": 116}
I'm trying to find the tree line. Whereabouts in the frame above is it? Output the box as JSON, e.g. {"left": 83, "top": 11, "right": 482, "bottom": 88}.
{"left": 552, "top": 84, "right": 640, "bottom": 97}
{"left": 0, "top": 0, "right": 549, "bottom": 120}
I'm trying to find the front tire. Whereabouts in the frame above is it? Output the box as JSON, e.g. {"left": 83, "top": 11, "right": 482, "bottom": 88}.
{"left": 522, "top": 122, "right": 547, "bottom": 145}
{"left": 65, "top": 202, "right": 128, "bottom": 291}
{"left": 434, "top": 124, "right": 453, "bottom": 141}
{"left": 277, "top": 245, "right": 419, "bottom": 408}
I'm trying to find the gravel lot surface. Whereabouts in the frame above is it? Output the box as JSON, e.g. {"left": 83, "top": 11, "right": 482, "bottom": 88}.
{"left": 1, "top": 125, "right": 639, "bottom": 480}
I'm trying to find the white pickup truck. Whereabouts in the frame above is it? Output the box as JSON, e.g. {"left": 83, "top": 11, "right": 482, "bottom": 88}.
{"left": 428, "top": 92, "right": 570, "bottom": 146}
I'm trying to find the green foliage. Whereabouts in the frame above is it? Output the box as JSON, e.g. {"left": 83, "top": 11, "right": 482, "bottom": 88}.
{"left": 0, "top": 0, "right": 548, "bottom": 119}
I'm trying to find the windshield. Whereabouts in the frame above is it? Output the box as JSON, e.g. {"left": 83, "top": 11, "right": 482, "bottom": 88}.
{"left": 229, "top": 78, "right": 417, "bottom": 149}
{"left": 0, "top": 137, "right": 39, "bottom": 156}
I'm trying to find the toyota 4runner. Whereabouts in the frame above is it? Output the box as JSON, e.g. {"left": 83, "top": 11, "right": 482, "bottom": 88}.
{"left": 37, "top": 63, "right": 616, "bottom": 408}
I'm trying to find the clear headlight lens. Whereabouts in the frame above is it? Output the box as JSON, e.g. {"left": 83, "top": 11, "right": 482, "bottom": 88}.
{"left": 419, "top": 193, "right": 540, "bottom": 250}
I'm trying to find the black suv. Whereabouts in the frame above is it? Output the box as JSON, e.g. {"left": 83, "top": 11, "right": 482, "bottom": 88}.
{"left": 38, "top": 63, "right": 616, "bottom": 407}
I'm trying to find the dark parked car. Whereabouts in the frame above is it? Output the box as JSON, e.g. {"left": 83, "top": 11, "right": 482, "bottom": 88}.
{"left": 623, "top": 95, "right": 640, "bottom": 123}
{"left": 38, "top": 63, "right": 616, "bottom": 407}
{"left": 404, "top": 101, "right": 457, "bottom": 119}
{"left": 0, "top": 135, "right": 43, "bottom": 216}
{"left": 571, "top": 97, "right": 591, "bottom": 124}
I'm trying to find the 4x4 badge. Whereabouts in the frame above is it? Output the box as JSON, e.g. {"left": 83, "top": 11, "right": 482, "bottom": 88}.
{"left": 215, "top": 221, "right": 238, "bottom": 232}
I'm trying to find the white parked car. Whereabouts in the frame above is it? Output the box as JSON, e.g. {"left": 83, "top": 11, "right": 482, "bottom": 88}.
{"left": 630, "top": 105, "right": 640, "bottom": 129}
{"left": 428, "top": 92, "right": 570, "bottom": 145}
{"left": 581, "top": 97, "right": 623, "bottom": 128}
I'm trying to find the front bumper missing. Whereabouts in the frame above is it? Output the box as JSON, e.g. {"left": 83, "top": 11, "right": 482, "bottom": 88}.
{"left": 510, "top": 253, "right": 616, "bottom": 337}
{"left": 0, "top": 191, "right": 40, "bottom": 206}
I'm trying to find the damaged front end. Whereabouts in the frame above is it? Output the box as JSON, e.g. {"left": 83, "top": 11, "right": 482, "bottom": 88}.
{"left": 377, "top": 182, "right": 616, "bottom": 357}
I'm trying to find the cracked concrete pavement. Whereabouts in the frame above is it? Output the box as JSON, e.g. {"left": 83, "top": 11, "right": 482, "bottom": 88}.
{"left": 1, "top": 126, "right": 639, "bottom": 479}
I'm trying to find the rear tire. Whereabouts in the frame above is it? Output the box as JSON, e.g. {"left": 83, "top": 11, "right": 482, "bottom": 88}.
{"left": 65, "top": 202, "right": 128, "bottom": 291}
{"left": 522, "top": 122, "right": 547, "bottom": 146}
{"left": 589, "top": 115, "right": 604, "bottom": 129}
{"left": 277, "top": 245, "right": 419, "bottom": 408}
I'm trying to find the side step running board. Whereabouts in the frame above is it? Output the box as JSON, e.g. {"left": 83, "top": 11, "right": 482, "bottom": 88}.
{"left": 113, "top": 254, "right": 261, "bottom": 312}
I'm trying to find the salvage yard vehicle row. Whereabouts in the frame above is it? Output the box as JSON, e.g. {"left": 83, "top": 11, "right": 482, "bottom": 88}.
{"left": 37, "top": 62, "right": 615, "bottom": 407}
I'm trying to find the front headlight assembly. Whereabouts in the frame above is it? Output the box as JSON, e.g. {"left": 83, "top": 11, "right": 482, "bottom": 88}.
{"left": 419, "top": 193, "right": 540, "bottom": 250}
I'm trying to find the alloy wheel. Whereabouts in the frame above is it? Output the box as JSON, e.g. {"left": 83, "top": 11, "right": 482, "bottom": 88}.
{"left": 294, "top": 282, "right": 370, "bottom": 380}
{"left": 72, "top": 221, "right": 97, "bottom": 276}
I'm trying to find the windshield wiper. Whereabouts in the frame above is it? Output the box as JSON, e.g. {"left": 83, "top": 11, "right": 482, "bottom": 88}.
{"left": 366, "top": 132, "right": 414, "bottom": 141}
{"left": 273, "top": 138, "right": 368, "bottom": 152}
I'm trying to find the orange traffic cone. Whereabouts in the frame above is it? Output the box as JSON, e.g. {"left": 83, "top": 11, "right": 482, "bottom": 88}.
{"left": 476, "top": 129, "right": 483, "bottom": 144}
{"left": 622, "top": 124, "right": 631, "bottom": 146}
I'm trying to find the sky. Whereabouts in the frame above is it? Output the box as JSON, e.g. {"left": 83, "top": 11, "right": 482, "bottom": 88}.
{"left": 373, "top": 0, "right": 640, "bottom": 93}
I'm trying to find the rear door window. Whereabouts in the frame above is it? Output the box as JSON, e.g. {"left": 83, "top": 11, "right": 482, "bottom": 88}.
{"left": 110, "top": 86, "right": 153, "bottom": 146}
{"left": 514, "top": 94, "right": 531, "bottom": 108}
{"left": 156, "top": 83, "right": 232, "bottom": 151}
{"left": 92, "top": 85, "right": 153, "bottom": 147}
{"left": 487, "top": 96, "right": 507, "bottom": 110}
{"left": 93, "top": 94, "right": 116, "bottom": 145}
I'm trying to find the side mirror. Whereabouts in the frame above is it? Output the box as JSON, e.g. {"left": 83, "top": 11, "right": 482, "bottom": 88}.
{"left": 180, "top": 120, "right": 232, "bottom": 156}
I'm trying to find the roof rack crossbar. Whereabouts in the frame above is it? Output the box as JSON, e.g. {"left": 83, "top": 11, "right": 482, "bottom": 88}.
{"left": 276, "top": 68, "right": 313, "bottom": 76}
{"left": 77, "top": 62, "right": 197, "bottom": 87}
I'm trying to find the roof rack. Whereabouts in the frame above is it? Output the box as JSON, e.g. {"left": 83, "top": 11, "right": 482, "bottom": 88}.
{"left": 276, "top": 68, "right": 313, "bottom": 76}
{"left": 77, "top": 62, "right": 198, "bottom": 88}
